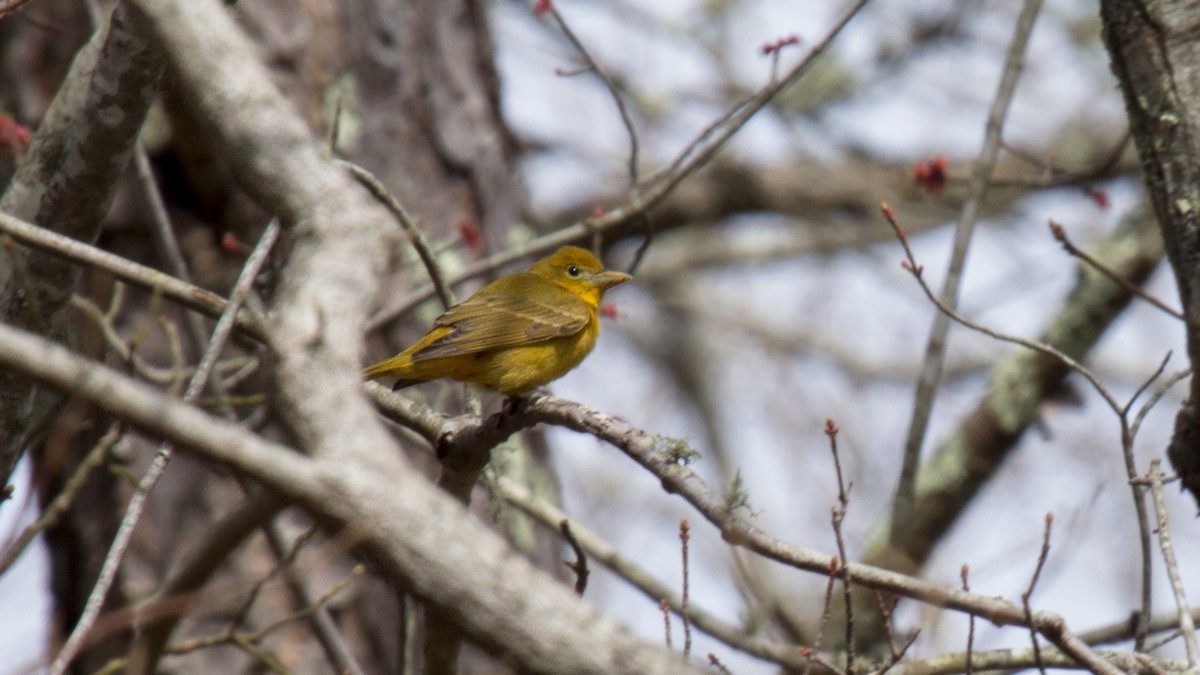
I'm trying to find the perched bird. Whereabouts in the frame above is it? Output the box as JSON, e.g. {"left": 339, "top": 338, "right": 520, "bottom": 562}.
{"left": 364, "top": 246, "right": 631, "bottom": 395}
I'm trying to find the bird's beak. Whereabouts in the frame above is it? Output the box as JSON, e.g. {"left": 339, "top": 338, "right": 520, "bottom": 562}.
{"left": 592, "top": 270, "right": 632, "bottom": 290}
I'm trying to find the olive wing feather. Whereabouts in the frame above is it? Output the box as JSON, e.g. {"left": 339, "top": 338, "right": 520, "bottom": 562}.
{"left": 411, "top": 280, "right": 590, "bottom": 361}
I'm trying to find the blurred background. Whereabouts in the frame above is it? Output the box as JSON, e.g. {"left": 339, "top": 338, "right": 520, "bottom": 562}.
{"left": 0, "top": 0, "right": 1189, "bottom": 672}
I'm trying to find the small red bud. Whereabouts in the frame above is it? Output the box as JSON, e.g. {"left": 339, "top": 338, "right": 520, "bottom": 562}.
{"left": 456, "top": 220, "right": 483, "bottom": 251}
{"left": 761, "top": 34, "right": 800, "bottom": 56}
{"left": 0, "top": 115, "right": 30, "bottom": 155}
{"left": 220, "top": 232, "right": 251, "bottom": 255}
{"left": 913, "top": 155, "right": 948, "bottom": 194}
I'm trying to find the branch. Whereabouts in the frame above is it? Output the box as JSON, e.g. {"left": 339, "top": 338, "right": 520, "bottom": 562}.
{"left": 48, "top": 221, "right": 279, "bottom": 675}
{"left": 439, "top": 394, "right": 1120, "bottom": 673}
{"left": 0, "top": 423, "right": 121, "bottom": 574}
{"left": 367, "top": 0, "right": 871, "bottom": 330}
{"left": 541, "top": 3, "right": 640, "bottom": 187}
{"left": 0, "top": 314, "right": 705, "bottom": 674}
{"left": 1142, "top": 458, "right": 1200, "bottom": 667}
{"left": 893, "top": 0, "right": 1043, "bottom": 546}
{"left": 863, "top": 208, "right": 1163, "bottom": 576}
{"left": 0, "top": 211, "right": 265, "bottom": 340}
{"left": 492, "top": 478, "right": 817, "bottom": 667}
{"left": 1101, "top": 0, "right": 1200, "bottom": 508}
{"left": 0, "top": 1, "right": 162, "bottom": 486}
{"left": 887, "top": 645, "right": 1181, "bottom": 675}
{"left": 126, "top": 490, "right": 288, "bottom": 674}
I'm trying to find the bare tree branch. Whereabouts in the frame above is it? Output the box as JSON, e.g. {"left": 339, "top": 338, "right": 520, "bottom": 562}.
{"left": 0, "top": 309, "right": 707, "bottom": 674}
{"left": 862, "top": 208, "right": 1162, "bottom": 594}
{"left": 1101, "top": 0, "right": 1200, "bottom": 507}
{"left": 367, "top": 0, "right": 871, "bottom": 330}
{"left": 893, "top": 0, "right": 1043, "bottom": 546}
{"left": 47, "top": 220, "right": 279, "bottom": 675}
{"left": 0, "top": 211, "right": 265, "bottom": 339}
{"left": 1142, "top": 458, "right": 1200, "bottom": 667}
{"left": 0, "top": 1, "right": 162, "bottom": 487}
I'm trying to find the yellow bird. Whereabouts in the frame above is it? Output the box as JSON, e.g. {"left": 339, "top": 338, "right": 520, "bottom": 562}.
{"left": 364, "top": 246, "right": 631, "bottom": 395}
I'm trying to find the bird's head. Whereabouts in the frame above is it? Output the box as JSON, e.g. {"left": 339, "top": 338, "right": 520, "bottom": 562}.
{"left": 531, "top": 246, "right": 631, "bottom": 302}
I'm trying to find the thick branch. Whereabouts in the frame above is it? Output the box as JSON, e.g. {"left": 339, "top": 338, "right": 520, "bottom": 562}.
{"left": 123, "top": 0, "right": 703, "bottom": 672}
{"left": 0, "top": 320, "right": 706, "bottom": 674}
{"left": 1101, "top": 0, "right": 1200, "bottom": 503}
{"left": 0, "top": 2, "right": 162, "bottom": 486}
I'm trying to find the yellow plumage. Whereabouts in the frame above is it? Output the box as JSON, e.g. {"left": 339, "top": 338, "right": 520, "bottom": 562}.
{"left": 364, "top": 246, "right": 630, "bottom": 395}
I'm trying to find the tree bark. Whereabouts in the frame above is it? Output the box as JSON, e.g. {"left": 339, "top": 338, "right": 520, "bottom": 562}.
{"left": 1100, "top": 0, "right": 1200, "bottom": 503}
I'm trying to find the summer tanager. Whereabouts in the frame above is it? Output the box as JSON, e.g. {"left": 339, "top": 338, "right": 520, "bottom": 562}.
{"left": 364, "top": 246, "right": 631, "bottom": 395}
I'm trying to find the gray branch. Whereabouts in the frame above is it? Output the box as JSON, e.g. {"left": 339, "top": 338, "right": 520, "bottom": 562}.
{"left": 0, "top": 1, "right": 162, "bottom": 487}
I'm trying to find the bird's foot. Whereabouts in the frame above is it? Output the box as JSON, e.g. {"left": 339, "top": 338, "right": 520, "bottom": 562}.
{"left": 500, "top": 394, "right": 531, "bottom": 418}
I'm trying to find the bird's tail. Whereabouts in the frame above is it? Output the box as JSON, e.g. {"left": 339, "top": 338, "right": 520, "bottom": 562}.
{"left": 363, "top": 354, "right": 415, "bottom": 382}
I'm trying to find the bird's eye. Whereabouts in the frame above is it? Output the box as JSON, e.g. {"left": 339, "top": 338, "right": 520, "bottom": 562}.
{"left": 567, "top": 265, "right": 581, "bottom": 277}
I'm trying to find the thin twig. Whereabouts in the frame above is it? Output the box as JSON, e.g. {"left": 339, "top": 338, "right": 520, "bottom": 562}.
{"left": 337, "top": 159, "right": 456, "bottom": 310}
{"left": 803, "top": 560, "right": 841, "bottom": 675}
{"left": 1119, "top": 352, "right": 1175, "bottom": 650}
{"left": 961, "top": 565, "right": 975, "bottom": 675}
{"left": 1021, "top": 513, "right": 1054, "bottom": 675}
{"left": 328, "top": 87, "right": 344, "bottom": 152}
{"left": 886, "top": 645, "right": 1180, "bottom": 675}
{"left": 47, "top": 221, "right": 280, "bottom": 675}
{"left": 133, "top": 141, "right": 218, "bottom": 364}
{"left": 1123, "top": 352, "right": 1174, "bottom": 419}
{"left": 882, "top": 204, "right": 1123, "bottom": 416}
{"left": 70, "top": 295, "right": 179, "bottom": 383}
{"left": 707, "top": 653, "right": 733, "bottom": 674}
{"left": 229, "top": 526, "right": 317, "bottom": 632}
{"left": 157, "top": 565, "right": 363, "bottom": 659}
{"left": 538, "top": 2, "right": 654, "bottom": 268}
{"left": 368, "top": 0, "right": 871, "bottom": 329}
{"left": 543, "top": 4, "right": 639, "bottom": 188}
{"left": 1050, "top": 220, "right": 1182, "bottom": 321}
{"left": 679, "top": 517, "right": 693, "bottom": 656}
{"left": 0, "top": 211, "right": 266, "bottom": 339}
{"left": 1144, "top": 458, "right": 1200, "bottom": 667}
{"left": 1131, "top": 367, "right": 1191, "bottom": 440}
{"left": 892, "top": 0, "right": 1044, "bottom": 546}
{"left": 495, "top": 478, "right": 812, "bottom": 670}
{"left": 1145, "top": 629, "right": 1186, "bottom": 655}
{"left": 994, "top": 132, "right": 1131, "bottom": 188}
{"left": 134, "top": 144, "right": 192, "bottom": 286}
{"left": 0, "top": 424, "right": 122, "bottom": 573}
{"left": 825, "top": 418, "right": 855, "bottom": 670}
{"left": 559, "top": 520, "right": 590, "bottom": 595}
{"left": 873, "top": 591, "right": 914, "bottom": 667}
{"left": 1081, "top": 606, "right": 1200, "bottom": 646}
{"left": 660, "top": 598, "right": 674, "bottom": 650}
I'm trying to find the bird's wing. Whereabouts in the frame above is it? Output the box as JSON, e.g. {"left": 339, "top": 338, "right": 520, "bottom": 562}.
{"left": 411, "top": 277, "right": 590, "bottom": 361}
